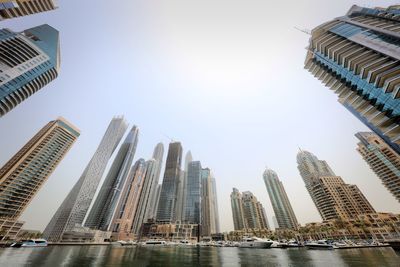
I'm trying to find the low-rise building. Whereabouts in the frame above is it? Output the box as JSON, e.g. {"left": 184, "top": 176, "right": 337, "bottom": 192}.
{"left": 141, "top": 222, "right": 199, "bottom": 241}
{"left": 296, "top": 213, "right": 400, "bottom": 241}
{"left": 60, "top": 226, "right": 111, "bottom": 244}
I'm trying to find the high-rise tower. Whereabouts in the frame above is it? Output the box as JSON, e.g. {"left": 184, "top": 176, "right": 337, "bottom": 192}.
{"left": 184, "top": 161, "right": 202, "bottom": 224}
{"left": 297, "top": 150, "right": 375, "bottom": 221}
{"left": 110, "top": 159, "right": 147, "bottom": 241}
{"left": 0, "top": 25, "right": 60, "bottom": 117}
{"left": 85, "top": 126, "right": 139, "bottom": 230}
{"left": 241, "top": 191, "right": 267, "bottom": 230}
{"left": 0, "top": 0, "right": 57, "bottom": 20}
{"left": 43, "top": 117, "right": 127, "bottom": 242}
{"left": 305, "top": 5, "right": 400, "bottom": 154}
{"left": 156, "top": 142, "right": 182, "bottom": 222}
{"left": 0, "top": 117, "right": 79, "bottom": 241}
{"left": 146, "top": 143, "right": 164, "bottom": 220}
{"left": 263, "top": 169, "right": 298, "bottom": 229}
{"left": 230, "top": 188, "right": 247, "bottom": 230}
{"left": 355, "top": 132, "right": 400, "bottom": 202}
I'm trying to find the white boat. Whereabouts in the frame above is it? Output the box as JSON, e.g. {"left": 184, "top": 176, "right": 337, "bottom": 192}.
{"left": 11, "top": 239, "right": 48, "bottom": 248}
{"left": 145, "top": 240, "right": 167, "bottom": 246}
{"left": 269, "top": 240, "right": 280, "bottom": 248}
{"left": 305, "top": 240, "right": 336, "bottom": 250}
{"left": 238, "top": 237, "right": 273, "bottom": 248}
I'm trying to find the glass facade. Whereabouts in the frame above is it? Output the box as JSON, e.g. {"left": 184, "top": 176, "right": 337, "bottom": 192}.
{"left": 184, "top": 161, "right": 202, "bottom": 224}
{"left": 0, "top": 25, "right": 60, "bottom": 117}
{"left": 305, "top": 5, "right": 400, "bottom": 154}
{"left": 43, "top": 117, "right": 128, "bottom": 242}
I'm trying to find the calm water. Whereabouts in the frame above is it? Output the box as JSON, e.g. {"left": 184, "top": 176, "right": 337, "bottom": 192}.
{"left": 0, "top": 246, "right": 399, "bottom": 267}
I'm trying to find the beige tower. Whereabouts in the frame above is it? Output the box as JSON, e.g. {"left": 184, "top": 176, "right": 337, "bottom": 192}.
{"left": 356, "top": 132, "right": 400, "bottom": 203}
{"left": 0, "top": 0, "right": 58, "bottom": 20}
{"left": 311, "top": 176, "right": 375, "bottom": 221}
{"left": 110, "top": 159, "right": 147, "bottom": 241}
{"left": 0, "top": 117, "right": 79, "bottom": 241}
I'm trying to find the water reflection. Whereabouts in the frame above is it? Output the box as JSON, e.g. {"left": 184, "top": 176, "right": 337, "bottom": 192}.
{"left": 0, "top": 246, "right": 399, "bottom": 267}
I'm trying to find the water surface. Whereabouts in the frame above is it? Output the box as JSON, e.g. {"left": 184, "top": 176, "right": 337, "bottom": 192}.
{"left": 0, "top": 246, "right": 399, "bottom": 266}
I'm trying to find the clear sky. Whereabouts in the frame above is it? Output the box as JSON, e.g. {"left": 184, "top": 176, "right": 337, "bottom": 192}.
{"left": 0, "top": 0, "right": 399, "bottom": 232}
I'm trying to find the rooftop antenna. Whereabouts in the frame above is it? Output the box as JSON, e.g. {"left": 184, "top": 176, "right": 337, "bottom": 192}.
{"left": 294, "top": 26, "right": 311, "bottom": 35}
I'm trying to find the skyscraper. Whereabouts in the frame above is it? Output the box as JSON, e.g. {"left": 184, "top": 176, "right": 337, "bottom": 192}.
{"left": 0, "top": 0, "right": 57, "bottom": 20}
{"left": 355, "top": 132, "right": 400, "bottom": 202}
{"left": 263, "top": 169, "right": 299, "bottom": 229}
{"left": 131, "top": 144, "right": 166, "bottom": 236}
{"left": 0, "top": 24, "right": 60, "bottom": 117}
{"left": 156, "top": 142, "right": 182, "bottom": 222}
{"left": 201, "top": 168, "right": 212, "bottom": 236}
{"left": 110, "top": 159, "right": 147, "bottom": 241}
{"left": 0, "top": 117, "right": 79, "bottom": 241}
{"left": 180, "top": 151, "right": 193, "bottom": 223}
{"left": 241, "top": 191, "right": 268, "bottom": 230}
{"left": 43, "top": 117, "right": 127, "bottom": 242}
{"left": 297, "top": 150, "right": 375, "bottom": 221}
{"left": 230, "top": 188, "right": 247, "bottom": 230}
{"left": 184, "top": 161, "right": 202, "bottom": 224}
{"left": 146, "top": 143, "right": 165, "bottom": 220}
{"left": 210, "top": 176, "right": 220, "bottom": 233}
{"left": 305, "top": 5, "right": 400, "bottom": 154}
{"left": 85, "top": 126, "right": 139, "bottom": 231}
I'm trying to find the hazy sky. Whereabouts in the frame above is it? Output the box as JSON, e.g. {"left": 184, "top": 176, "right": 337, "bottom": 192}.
{"left": 0, "top": 0, "right": 399, "bottom": 232}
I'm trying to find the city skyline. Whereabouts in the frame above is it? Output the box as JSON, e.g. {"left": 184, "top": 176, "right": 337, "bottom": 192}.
{"left": 1, "top": 0, "right": 400, "bottom": 233}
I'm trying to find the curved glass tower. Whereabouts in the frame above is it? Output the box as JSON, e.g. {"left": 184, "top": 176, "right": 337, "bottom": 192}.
{"left": 43, "top": 117, "right": 127, "bottom": 242}
{"left": 85, "top": 126, "right": 139, "bottom": 231}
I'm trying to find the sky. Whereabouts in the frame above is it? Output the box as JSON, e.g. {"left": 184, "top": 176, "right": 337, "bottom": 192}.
{"left": 0, "top": 0, "right": 399, "bottom": 232}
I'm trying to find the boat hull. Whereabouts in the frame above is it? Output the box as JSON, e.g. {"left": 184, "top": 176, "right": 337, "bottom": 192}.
{"left": 239, "top": 242, "right": 272, "bottom": 249}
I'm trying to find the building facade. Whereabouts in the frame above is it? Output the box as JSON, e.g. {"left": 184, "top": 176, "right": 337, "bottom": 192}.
{"left": 0, "top": 117, "right": 79, "bottom": 241}
{"left": 43, "top": 117, "right": 127, "bottom": 242}
{"left": 156, "top": 142, "right": 183, "bottom": 223}
{"left": 0, "top": 0, "right": 57, "bottom": 20}
{"left": 0, "top": 24, "right": 60, "bottom": 117}
{"left": 85, "top": 126, "right": 139, "bottom": 231}
{"left": 241, "top": 191, "right": 268, "bottom": 230}
{"left": 263, "top": 169, "right": 299, "bottom": 229}
{"left": 230, "top": 188, "right": 247, "bottom": 230}
{"left": 210, "top": 176, "right": 220, "bottom": 233}
{"left": 110, "top": 159, "right": 147, "bottom": 241}
{"left": 305, "top": 5, "right": 400, "bottom": 154}
{"left": 297, "top": 150, "right": 375, "bottom": 221}
{"left": 355, "top": 132, "right": 400, "bottom": 202}
{"left": 184, "top": 161, "right": 202, "bottom": 224}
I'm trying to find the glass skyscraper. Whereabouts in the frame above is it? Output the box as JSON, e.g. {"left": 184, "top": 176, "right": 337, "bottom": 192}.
{"left": 43, "top": 117, "right": 128, "bottom": 242}
{"left": 184, "top": 161, "right": 202, "bottom": 224}
{"left": 305, "top": 5, "right": 400, "bottom": 154}
{"left": 263, "top": 168, "right": 298, "bottom": 229}
{"left": 0, "top": 24, "right": 60, "bottom": 117}
{"left": 131, "top": 144, "right": 165, "bottom": 236}
{"left": 0, "top": 0, "right": 57, "bottom": 20}
{"left": 156, "top": 142, "right": 182, "bottom": 223}
{"left": 0, "top": 117, "right": 79, "bottom": 241}
{"left": 85, "top": 126, "right": 139, "bottom": 231}
{"left": 356, "top": 132, "right": 400, "bottom": 202}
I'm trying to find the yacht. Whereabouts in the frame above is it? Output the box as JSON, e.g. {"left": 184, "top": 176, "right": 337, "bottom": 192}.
{"left": 238, "top": 237, "right": 273, "bottom": 248}
{"left": 145, "top": 240, "right": 167, "bottom": 246}
{"left": 11, "top": 239, "right": 48, "bottom": 248}
{"left": 305, "top": 240, "right": 336, "bottom": 250}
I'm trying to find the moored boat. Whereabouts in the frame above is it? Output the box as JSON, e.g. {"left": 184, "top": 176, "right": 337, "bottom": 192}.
{"left": 238, "top": 237, "right": 273, "bottom": 249}
{"left": 305, "top": 240, "right": 336, "bottom": 250}
{"left": 11, "top": 239, "right": 48, "bottom": 248}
